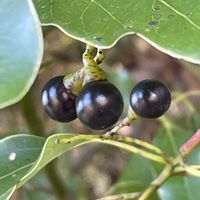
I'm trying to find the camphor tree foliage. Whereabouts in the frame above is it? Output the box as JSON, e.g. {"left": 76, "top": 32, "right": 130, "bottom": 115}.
{"left": 0, "top": 0, "right": 200, "bottom": 200}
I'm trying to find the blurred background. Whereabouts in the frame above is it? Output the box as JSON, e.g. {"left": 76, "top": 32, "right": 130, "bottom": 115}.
{"left": 1, "top": 26, "right": 200, "bottom": 200}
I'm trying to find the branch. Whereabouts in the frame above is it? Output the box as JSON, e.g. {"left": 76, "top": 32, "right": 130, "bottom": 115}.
{"left": 179, "top": 129, "right": 200, "bottom": 157}
{"left": 58, "top": 134, "right": 169, "bottom": 164}
{"left": 138, "top": 164, "right": 173, "bottom": 200}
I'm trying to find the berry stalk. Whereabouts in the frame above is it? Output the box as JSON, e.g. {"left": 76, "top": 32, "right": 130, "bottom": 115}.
{"left": 82, "top": 44, "right": 106, "bottom": 84}
{"left": 138, "top": 164, "right": 173, "bottom": 200}
{"left": 63, "top": 69, "right": 84, "bottom": 95}
{"left": 57, "top": 134, "right": 168, "bottom": 164}
{"left": 105, "top": 107, "right": 138, "bottom": 136}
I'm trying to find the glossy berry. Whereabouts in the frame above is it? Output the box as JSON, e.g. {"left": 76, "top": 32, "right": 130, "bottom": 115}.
{"left": 41, "top": 76, "right": 77, "bottom": 122}
{"left": 130, "top": 79, "right": 171, "bottom": 118}
{"left": 76, "top": 80, "right": 124, "bottom": 130}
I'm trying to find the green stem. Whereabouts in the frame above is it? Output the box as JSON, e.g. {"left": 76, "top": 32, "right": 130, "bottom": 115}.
{"left": 82, "top": 44, "right": 106, "bottom": 84}
{"left": 94, "top": 48, "right": 104, "bottom": 64}
{"left": 20, "top": 91, "right": 68, "bottom": 200}
{"left": 105, "top": 107, "right": 139, "bottom": 136}
{"left": 138, "top": 164, "right": 173, "bottom": 200}
{"left": 58, "top": 135, "right": 168, "bottom": 164}
{"left": 63, "top": 68, "right": 84, "bottom": 95}
{"left": 172, "top": 165, "right": 200, "bottom": 177}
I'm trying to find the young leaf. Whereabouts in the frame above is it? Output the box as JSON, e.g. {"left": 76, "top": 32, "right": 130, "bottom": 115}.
{"left": 0, "top": 0, "right": 43, "bottom": 109}
{"left": 34, "top": 0, "right": 200, "bottom": 63}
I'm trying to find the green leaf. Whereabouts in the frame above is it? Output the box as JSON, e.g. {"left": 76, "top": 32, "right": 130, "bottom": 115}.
{"left": 20, "top": 133, "right": 160, "bottom": 187}
{"left": 34, "top": 0, "right": 200, "bottom": 63}
{"left": 0, "top": 0, "right": 43, "bottom": 109}
{"left": 20, "top": 171, "right": 56, "bottom": 200}
{"left": 18, "top": 134, "right": 91, "bottom": 187}
{"left": 108, "top": 155, "right": 160, "bottom": 200}
{"left": 0, "top": 187, "right": 15, "bottom": 200}
{"left": 0, "top": 135, "right": 45, "bottom": 200}
{"left": 159, "top": 176, "right": 200, "bottom": 200}
{"left": 155, "top": 127, "right": 200, "bottom": 200}
{"left": 2, "top": 129, "right": 199, "bottom": 200}
{"left": 0, "top": 133, "right": 164, "bottom": 199}
{"left": 153, "top": 127, "right": 193, "bottom": 156}
{"left": 112, "top": 123, "right": 200, "bottom": 199}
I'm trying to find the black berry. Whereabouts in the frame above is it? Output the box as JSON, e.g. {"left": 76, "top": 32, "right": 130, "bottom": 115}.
{"left": 130, "top": 79, "right": 171, "bottom": 118}
{"left": 41, "top": 76, "right": 77, "bottom": 122}
{"left": 76, "top": 80, "right": 124, "bottom": 130}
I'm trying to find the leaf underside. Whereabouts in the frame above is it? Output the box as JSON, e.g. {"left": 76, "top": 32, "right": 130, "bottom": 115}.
{"left": 34, "top": 0, "right": 200, "bottom": 63}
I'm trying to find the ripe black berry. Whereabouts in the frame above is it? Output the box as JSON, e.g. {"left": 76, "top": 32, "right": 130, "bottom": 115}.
{"left": 41, "top": 76, "right": 77, "bottom": 122}
{"left": 76, "top": 80, "right": 124, "bottom": 130}
{"left": 130, "top": 79, "right": 171, "bottom": 118}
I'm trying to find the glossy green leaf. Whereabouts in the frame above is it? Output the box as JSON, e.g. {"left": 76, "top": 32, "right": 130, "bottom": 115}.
{"left": 159, "top": 176, "right": 200, "bottom": 200}
{"left": 155, "top": 127, "right": 200, "bottom": 200}
{"left": 18, "top": 134, "right": 91, "bottom": 187}
{"left": 20, "top": 171, "right": 56, "bottom": 200}
{"left": 2, "top": 127, "right": 200, "bottom": 200}
{"left": 0, "top": 187, "right": 15, "bottom": 200}
{"left": 108, "top": 155, "right": 160, "bottom": 200}
{"left": 112, "top": 123, "right": 200, "bottom": 199}
{"left": 0, "top": 0, "right": 43, "bottom": 109}
{"left": 0, "top": 135, "right": 45, "bottom": 200}
{"left": 34, "top": 0, "right": 200, "bottom": 63}
{"left": 0, "top": 133, "right": 164, "bottom": 199}
{"left": 153, "top": 127, "right": 193, "bottom": 156}
{"left": 20, "top": 133, "right": 162, "bottom": 187}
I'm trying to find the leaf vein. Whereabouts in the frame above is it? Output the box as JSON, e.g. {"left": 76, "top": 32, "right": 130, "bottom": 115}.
{"left": 80, "top": 0, "right": 124, "bottom": 33}
{"left": 0, "top": 162, "right": 33, "bottom": 180}
{"left": 158, "top": 0, "right": 200, "bottom": 30}
{"left": 50, "top": 0, "right": 54, "bottom": 19}
{"left": 92, "top": 0, "right": 124, "bottom": 27}
{"left": 80, "top": 0, "right": 93, "bottom": 33}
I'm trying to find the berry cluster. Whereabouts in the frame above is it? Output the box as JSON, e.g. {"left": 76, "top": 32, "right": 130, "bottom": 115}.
{"left": 41, "top": 46, "right": 171, "bottom": 132}
{"left": 42, "top": 78, "right": 124, "bottom": 130}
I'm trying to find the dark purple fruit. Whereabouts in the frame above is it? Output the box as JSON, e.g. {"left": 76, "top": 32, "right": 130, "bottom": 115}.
{"left": 76, "top": 80, "right": 124, "bottom": 130}
{"left": 130, "top": 79, "right": 171, "bottom": 118}
{"left": 41, "top": 76, "right": 77, "bottom": 122}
